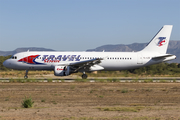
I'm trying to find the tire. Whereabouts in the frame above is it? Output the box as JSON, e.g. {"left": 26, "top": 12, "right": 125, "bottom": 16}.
{"left": 82, "top": 74, "right": 87, "bottom": 79}
{"left": 24, "top": 76, "right": 28, "bottom": 79}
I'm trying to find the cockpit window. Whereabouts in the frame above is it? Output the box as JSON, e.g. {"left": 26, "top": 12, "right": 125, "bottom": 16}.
{"left": 10, "top": 56, "right": 17, "bottom": 59}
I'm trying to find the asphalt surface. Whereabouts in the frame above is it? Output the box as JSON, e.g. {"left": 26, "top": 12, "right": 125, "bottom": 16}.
{"left": 1, "top": 77, "right": 180, "bottom": 82}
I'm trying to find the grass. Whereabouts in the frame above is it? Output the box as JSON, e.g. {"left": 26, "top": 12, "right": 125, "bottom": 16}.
{"left": 0, "top": 78, "right": 178, "bottom": 83}
{"left": 75, "top": 78, "right": 88, "bottom": 82}
{"left": 0, "top": 72, "right": 179, "bottom": 84}
{"left": 97, "top": 106, "right": 144, "bottom": 112}
{"left": 0, "top": 82, "right": 180, "bottom": 119}
{"left": 1, "top": 69, "right": 180, "bottom": 83}
{"left": 47, "top": 78, "right": 52, "bottom": 82}
{"left": 21, "top": 96, "right": 34, "bottom": 108}
{"left": 107, "top": 78, "right": 120, "bottom": 82}
{"left": 51, "top": 101, "right": 57, "bottom": 104}
{"left": 132, "top": 79, "right": 139, "bottom": 83}
{"left": 121, "top": 88, "right": 128, "bottom": 93}
{"left": 95, "top": 79, "right": 107, "bottom": 83}
{"left": 98, "top": 95, "right": 104, "bottom": 98}
{"left": 90, "top": 89, "right": 98, "bottom": 94}
{"left": 159, "top": 79, "right": 169, "bottom": 83}
{"left": 41, "top": 99, "right": 46, "bottom": 102}
{"left": 2, "top": 69, "right": 180, "bottom": 79}
{"left": 61, "top": 116, "right": 162, "bottom": 120}
{"left": 143, "top": 79, "right": 153, "bottom": 83}
{"left": 70, "top": 85, "right": 76, "bottom": 89}
{"left": 5, "top": 97, "right": 9, "bottom": 101}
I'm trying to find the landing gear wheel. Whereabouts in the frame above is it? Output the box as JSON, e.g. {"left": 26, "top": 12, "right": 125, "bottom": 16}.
{"left": 82, "top": 74, "right": 87, "bottom": 79}
{"left": 24, "top": 76, "right": 28, "bottom": 79}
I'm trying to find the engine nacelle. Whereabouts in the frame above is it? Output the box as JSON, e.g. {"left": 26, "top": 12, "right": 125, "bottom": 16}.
{"left": 54, "top": 66, "right": 71, "bottom": 76}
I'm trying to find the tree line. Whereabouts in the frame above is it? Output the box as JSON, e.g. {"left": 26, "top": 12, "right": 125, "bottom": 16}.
{"left": 0, "top": 55, "right": 11, "bottom": 71}
{"left": 128, "top": 62, "right": 180, "bottom": 76}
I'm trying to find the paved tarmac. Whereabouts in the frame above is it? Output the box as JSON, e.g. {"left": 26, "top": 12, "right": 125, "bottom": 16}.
{"left": 0, "top": 77, "right": 180, "bottom": 82}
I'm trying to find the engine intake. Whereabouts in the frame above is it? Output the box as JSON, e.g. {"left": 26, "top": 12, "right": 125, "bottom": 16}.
{"left": 54, "top": 66, "right": 71, "bottom": 76}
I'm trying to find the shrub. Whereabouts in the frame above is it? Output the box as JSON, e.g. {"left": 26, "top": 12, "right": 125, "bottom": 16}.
{"left": 143, "top": 79, "right": 153, "bottom": 83}
{"left": 159, "top": 80, "right": 168, "bottom": 83}
{"left": 60, "top": 79, "right": 65, "bottom": 82}
{"left": 41, "top": 99, "right": 45, "bottom": 102}
{"left": 47, "top": 78, "right": 52, "bottom": 82}
{"left": 22, "top": 96, "right": 34, "bottom": 108}
{"left": 173, "top": 79, "right": 176, "bottom": 83}
{"left": 121, "top": 89, "right": 128, "bottom": 93}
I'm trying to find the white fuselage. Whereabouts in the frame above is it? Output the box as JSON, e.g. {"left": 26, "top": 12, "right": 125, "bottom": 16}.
{"left": 3, "top": 51, "right": 175, "bottom": 71}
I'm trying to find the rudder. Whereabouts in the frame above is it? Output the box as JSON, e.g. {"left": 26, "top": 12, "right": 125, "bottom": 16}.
{"left": 141, "top": 25, "right": 173, "bottom": 54}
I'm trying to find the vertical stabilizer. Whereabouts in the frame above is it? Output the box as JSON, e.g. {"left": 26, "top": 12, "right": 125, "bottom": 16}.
{"left": 141, "top": 25, "right": 173, "bottom": 54}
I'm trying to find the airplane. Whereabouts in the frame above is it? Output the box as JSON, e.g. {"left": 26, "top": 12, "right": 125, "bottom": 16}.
{"left": 3, "top": 25, "right": 176, "bottom": 79}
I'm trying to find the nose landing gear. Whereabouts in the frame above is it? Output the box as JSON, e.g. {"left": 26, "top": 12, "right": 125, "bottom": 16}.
{"left": 24, "top": 70, "right": 28, "bottom": 79}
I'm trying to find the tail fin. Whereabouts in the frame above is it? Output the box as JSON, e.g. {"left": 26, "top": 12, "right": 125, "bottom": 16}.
{"left": 141, "top": 25, "right": 173, "bottom": 54}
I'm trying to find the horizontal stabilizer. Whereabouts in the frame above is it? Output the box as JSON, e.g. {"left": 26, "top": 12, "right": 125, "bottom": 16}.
{"left": 152, "top": 54, "right": 176, "bottom": 61}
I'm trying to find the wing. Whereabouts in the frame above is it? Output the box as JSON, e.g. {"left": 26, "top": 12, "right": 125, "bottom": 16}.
{"left": 69, "top": 58, "right": 104, "bottom": 72}
{"left": 54, "top": 58, "right": 104, "bottom": 72}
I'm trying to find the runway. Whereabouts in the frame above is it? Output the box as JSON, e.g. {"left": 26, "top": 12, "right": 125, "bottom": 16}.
{"left": 1, "top": 77, "right": 180, "bottom": 82}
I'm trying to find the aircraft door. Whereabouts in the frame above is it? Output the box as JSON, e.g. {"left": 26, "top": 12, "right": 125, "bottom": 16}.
{"left": 137, "top": 53, "right": 143, "bottom": 64}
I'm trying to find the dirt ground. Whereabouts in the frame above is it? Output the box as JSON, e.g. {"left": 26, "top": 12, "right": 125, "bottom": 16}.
{"left": 0, "top": 82, "right": 180, "bottom": 120}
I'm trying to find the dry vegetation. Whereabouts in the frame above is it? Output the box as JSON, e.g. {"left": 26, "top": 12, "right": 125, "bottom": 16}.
{"left": 1, "top": 69, "right": 180, "bottom": 79}
{"left": 0, "top": 82, "right": 180, "bottom": 120}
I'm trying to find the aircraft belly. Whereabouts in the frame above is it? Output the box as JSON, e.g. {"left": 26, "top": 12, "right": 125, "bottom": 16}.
{"left": 15, "top": 63, "right": 52, "bottom": 70}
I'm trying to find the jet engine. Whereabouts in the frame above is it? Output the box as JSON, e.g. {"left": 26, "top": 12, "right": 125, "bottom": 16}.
{"left": 54, "top": 66, "right": 71, "bottom": 76}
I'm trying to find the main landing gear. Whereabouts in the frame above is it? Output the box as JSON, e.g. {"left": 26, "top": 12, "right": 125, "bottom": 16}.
{"left": 24, "top": 70, "right": 28, "bottom": 79}
{"left": 82, "top": 72, "right": 88, "bottom": 79}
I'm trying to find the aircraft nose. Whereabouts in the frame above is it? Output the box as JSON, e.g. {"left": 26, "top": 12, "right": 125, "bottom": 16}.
{"left": 3, "top": 60, "right": 11, "bottom": 68}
